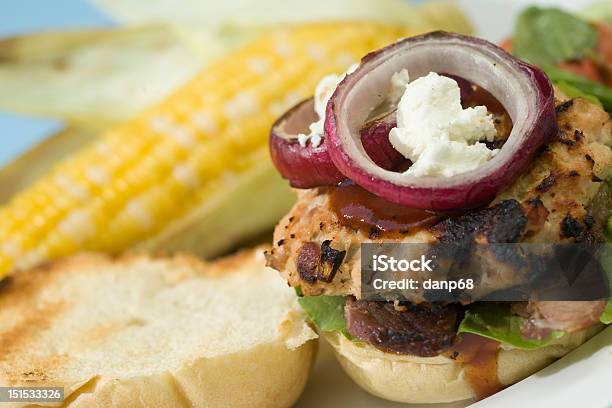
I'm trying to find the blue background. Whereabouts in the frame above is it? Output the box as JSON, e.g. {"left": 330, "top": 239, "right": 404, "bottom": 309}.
{"left": 0, "top": 0, "right": 114, "bottom": 166}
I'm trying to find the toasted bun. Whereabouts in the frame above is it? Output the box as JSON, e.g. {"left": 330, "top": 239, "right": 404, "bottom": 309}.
{"left": 0, "top": 250, "right": 317, "bottom": 408}
{"left": 324, "top": 325, "right": 603, "bottom": 404}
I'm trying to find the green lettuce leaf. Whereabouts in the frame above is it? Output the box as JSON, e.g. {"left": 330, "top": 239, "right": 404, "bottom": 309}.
{"left": 514, "top": 7, "right": 598, "bottom": 67}
{"left": 602, "top": 301, "right": 612, "bottom": 325}
{"left": 297, "top": 295, "right": 351, "bottom": 338}
{"left": 458, "top": 303, "right": 564, "bottom": 349}
{"left": 296, "top": 296, "right": 568, "bottom": 348}
{"left": 543, "top": 65, "right": 612, "bottom": 112}
{"left": 556, "top": 81, "right": 602, "bottom": 107}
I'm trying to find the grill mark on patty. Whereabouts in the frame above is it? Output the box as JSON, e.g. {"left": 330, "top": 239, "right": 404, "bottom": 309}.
{"left": 557, "top": 132, "right": 577, "bottom": 147}
{"left": 560, "top": 214, "right": 584, "bottom": 239}
{"left": 536, "top": 174, "right": 556, "bottom": 193}
{"left": 433, "top": 199, "right": 527, "bottom": 244}
{"left": 523, "top": 198, "right": 549, "bottom": 237}
{"left": 555, "top": 99, "right": 574, "bottom": 113}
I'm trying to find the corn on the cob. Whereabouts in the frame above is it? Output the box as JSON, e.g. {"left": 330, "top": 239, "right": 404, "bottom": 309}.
{"left": 0, "top": 22, "right": 414, "bottom": 277}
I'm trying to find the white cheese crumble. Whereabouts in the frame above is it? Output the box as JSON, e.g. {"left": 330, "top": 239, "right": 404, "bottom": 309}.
{"left": 297, "top": 64, "right": 358, "bottom": 148}
{"left": 388, "top": 69, "right": 410, "bottom": 104}
{"left": 389, "top": 72, "right": 498, "bottom": 177}
{"left": 298, "top": 66, "right": 410, "bottom": 149}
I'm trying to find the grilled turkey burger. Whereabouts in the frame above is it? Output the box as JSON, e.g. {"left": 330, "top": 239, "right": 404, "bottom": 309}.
{"left": 265, "top": 31, "right": 611, "bottom": 404}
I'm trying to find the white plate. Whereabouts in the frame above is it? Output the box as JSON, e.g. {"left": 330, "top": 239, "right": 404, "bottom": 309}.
{"left": 471, "top": 326, "right": 612, "bottom": 407}
{"left": 297, "top": 1, "right": 612, "bottom": 407}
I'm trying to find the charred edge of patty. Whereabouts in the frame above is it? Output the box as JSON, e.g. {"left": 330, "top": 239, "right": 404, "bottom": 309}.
{"left": 433, "top": 199, "right": 527, "bottom": 244}
{"left": 572, "top": 182, "right": 611, "bottom": 244}
{"left": 555, "top": 99, "right": 574, "bottom": 114}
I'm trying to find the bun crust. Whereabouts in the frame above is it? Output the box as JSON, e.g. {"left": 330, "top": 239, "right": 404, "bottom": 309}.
{"left": 324, "top": 325, "right": 603, "bottom": 404}
{"left": 0, "top": 250, "right": 317, "bottom": 408}
{"left": 64, "top": 340, "right": 316, "bottom": 408}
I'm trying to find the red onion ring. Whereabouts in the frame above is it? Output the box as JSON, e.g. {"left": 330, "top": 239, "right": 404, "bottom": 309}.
{"left": 325, "top": 31, "right": 557, "bottom": 211}
{"left": 270, "top": 99, "right": 343, "bottom": 188}
{"left": 269, "top": 98, "right": 403, "bottom": 188}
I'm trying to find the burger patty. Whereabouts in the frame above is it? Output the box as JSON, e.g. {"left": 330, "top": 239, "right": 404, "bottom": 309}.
{"left": 266, "top": 97, "right": 611, "bottom": 296}
{"left": 345, "top": 297, "right": 459, "bottom": 357}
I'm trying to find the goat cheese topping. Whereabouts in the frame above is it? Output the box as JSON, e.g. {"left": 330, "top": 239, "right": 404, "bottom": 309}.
{"left": 297, "top": 64, "right": 358, "bottom": 148}
{"left": 298, "top": 65, "right": 409, "bottom": 148}
{"left": 389, "top": 72, "right": 498, "bottom": 177}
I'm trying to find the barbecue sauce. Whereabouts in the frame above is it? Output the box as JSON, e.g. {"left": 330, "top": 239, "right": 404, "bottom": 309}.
{"left": 329, "top": 182, "right": 441, "bottom": 238}
{"left": 444, "top": 333, "right": 502, "bottom": 400}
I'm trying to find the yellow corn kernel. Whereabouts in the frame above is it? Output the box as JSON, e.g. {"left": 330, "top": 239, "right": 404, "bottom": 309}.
{"left": 0, "top": 22, "right": 416, "bottom": 278}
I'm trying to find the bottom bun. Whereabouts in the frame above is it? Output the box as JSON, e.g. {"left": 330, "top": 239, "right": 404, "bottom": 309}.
{"left": 324, "top": 325, "right": 604, "bottom": 404}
